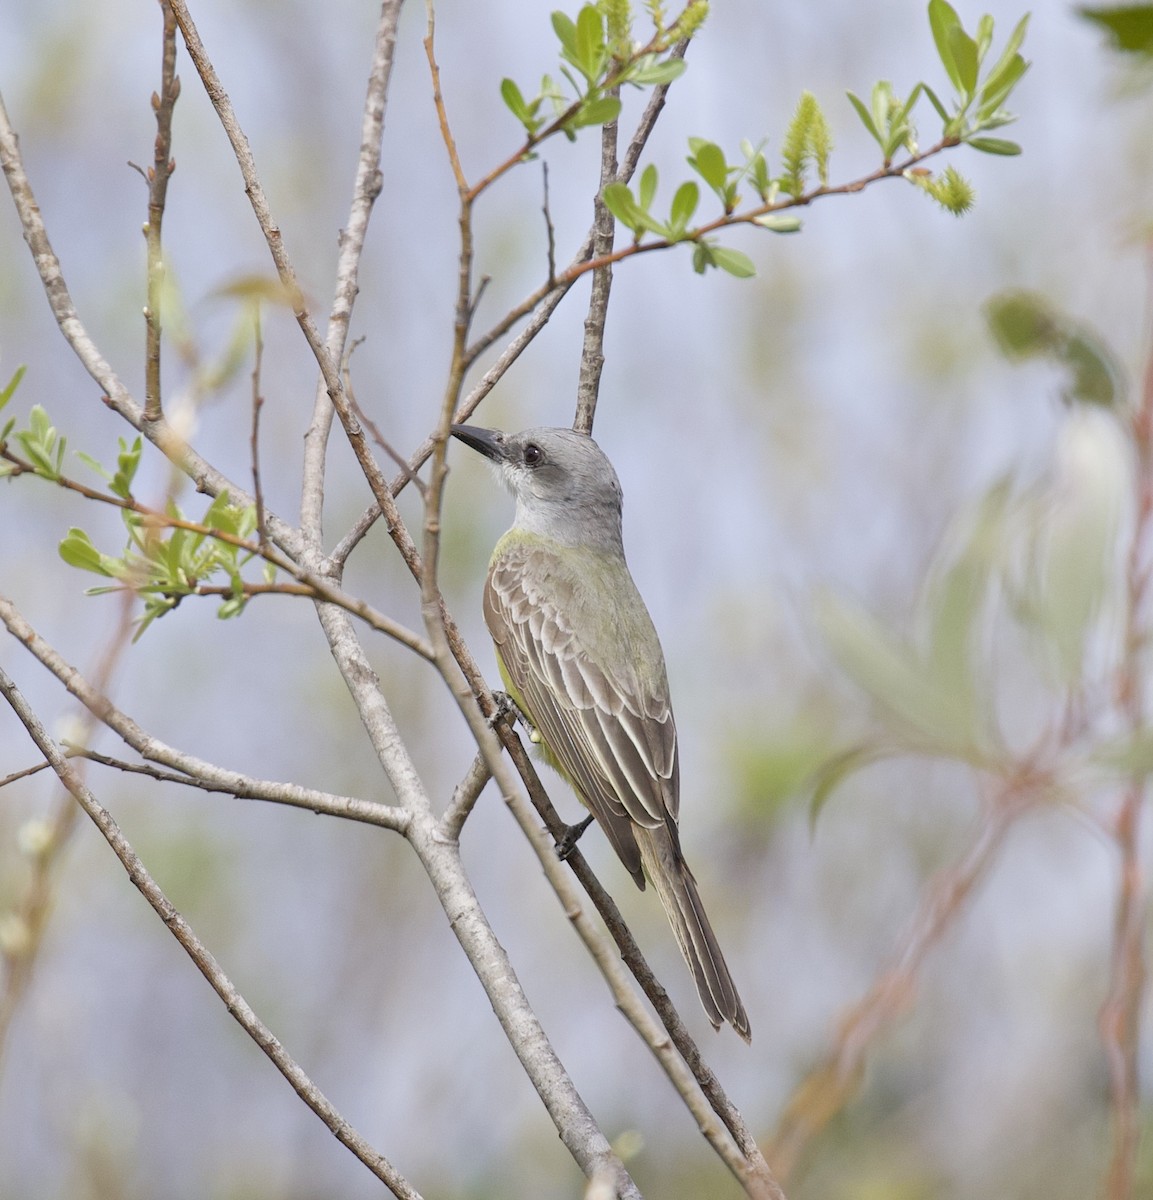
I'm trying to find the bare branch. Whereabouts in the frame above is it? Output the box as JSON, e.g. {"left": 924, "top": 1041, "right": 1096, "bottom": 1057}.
{"left": 300, "top": 0, "right": 405, "bottom": 545}
{"left": 0, "top": 663, "right": 421, "bottom": 1200}
{"left": 441, "top": 750, "right": 491, "bottom": 841}
{"left": 250, "top": 304, "right": 268, "bottom": 547}
{"left": 142, "top": 0, "right": 180, "bottom": 422}
{"left": 0, "top": 594, "right": 410, "bottom": 833}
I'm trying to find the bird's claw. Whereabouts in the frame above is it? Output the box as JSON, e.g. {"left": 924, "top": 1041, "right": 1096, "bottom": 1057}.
{"left": 555, "top": 814, "right": 595, "bottom": 861}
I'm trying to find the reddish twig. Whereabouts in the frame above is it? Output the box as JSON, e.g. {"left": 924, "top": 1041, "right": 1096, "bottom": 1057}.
{"left": 768, "top": 767, "right": 1048, "bottom": 1183}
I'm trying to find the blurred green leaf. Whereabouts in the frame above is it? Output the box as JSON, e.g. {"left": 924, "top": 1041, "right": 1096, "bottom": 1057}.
{"left": 985, "top": 290, "right": 1123, "bottom": 408}
{"left": 1094, "top": 730, "right": 1153, "bottom": 776}
{"left": 1078, "top": 4, "right": 1153, "bottom": 55}
{"left": 807, "top": 743, "right": 890, "bottom": 830}
{"left": 815, "top": 588, "right": 990, "bottom": 759}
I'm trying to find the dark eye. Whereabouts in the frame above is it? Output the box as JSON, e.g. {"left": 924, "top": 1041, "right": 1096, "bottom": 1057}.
{"left": 523, "top": 443, "right": 543, "bottom": 466}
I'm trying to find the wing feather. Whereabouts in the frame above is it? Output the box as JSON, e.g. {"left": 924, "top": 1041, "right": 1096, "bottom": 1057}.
{"left": 484, "top": 539, "right": 679, "bottom": 880}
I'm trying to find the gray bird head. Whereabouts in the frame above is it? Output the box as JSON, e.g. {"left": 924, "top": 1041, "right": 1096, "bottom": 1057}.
{"left": 451, "top": 424, "right": 624, "bottom": 549}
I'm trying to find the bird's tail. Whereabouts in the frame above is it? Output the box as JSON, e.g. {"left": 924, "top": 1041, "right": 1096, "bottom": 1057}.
{"left": 636, "top": 825, "right": 751, "bottom": 1042}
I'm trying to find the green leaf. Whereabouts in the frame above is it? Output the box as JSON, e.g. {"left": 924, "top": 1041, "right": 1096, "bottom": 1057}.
{"left": 847, "top": 90, "right": 881, "bottom": 145}
{"left": 708, "top": 245, "right": 756, "bottom": 278}
{"left": 59, "top": 528, "right": 116, "bottom": 576}
{"left": 0, "top": 365, "right": 26, "bottom": 411}
{"left": 602, "top": 181, "right": 641, "bottom": 231}
{"left": 1078, "top": 5, "right": 1153, "bottom": 55}
{"left": 975, "top": 13, "right": 995, "bottom": 61}
{"left": 687, "top": 140, "right": 727, "bottom": 192}
{"left": 966, "top": 136, "right": 1021, "bottom": 155}
{"left": 753, "top": 213, "right": 803, "bottom": 233}
{"left": 568, "top": 95, "right": 621, "bottom": 128}
{"left": 668, "top": 180, "right": 699, "bottom": 233}
{"left": 928, "top": 0, "right": 965, "bottom": 93}
{"left": 921, "top": 82, "right": 950, "bottom": 121}
{"left": 501, "top": 77, "right": 529, "bottom": 122}
{"left": 948, "top": 23, "right": 980, "bottom": 96}
{"left": 981, "top": 62, "right": 1030, "bottom": 116}
{"left": 551, "top": 11, "right": 578, "bottom": 55}
{"left": 574, "top": 3, "right": 607, "bottom": 81}
{"left": 627, "top": 56, "right": 687, "bottom": 85}
{"left": 639, "top": 162, "right": 659, "bottom": 211}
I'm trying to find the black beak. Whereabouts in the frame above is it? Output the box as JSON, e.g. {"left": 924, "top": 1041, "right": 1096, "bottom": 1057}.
{"left": 450, "top": 424, "right": 508, "bottom": 463}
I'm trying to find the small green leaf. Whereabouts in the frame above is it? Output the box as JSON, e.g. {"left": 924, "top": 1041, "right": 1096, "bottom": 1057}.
{"left": 847, "top": 90, "right": 881, "bottom": 145}
{"left": 627, "top": 56, "right": 687, "bottom": 85}
{"left": 501, "top": 77, "right": 529, "bottom": 122}
{"left": 551, "top": 11, "right": 578, "bottom": 55}
{"left": 976, "top": 13, "right": 995, "bottom": 60}
{"left": 928, "top": 0, "right": 965, "bottom": 93}
{"left": 59, "top": 528, "right": 116, "bottom": 576}
{"left": 669, "top": 180, "right": 699, "bottom": 233}
{"left": 966, "top": 136, "right": 1021, "bottom": 155}
{"left": 0, "top": 365, "right": 26, "bottom": 411}
{"left": 753, "top": 213, "right": 803, "bottom": 233}
{"left": 708, "top": 245, "right": 756, "bottom": 278}
{"left": 921, "top": 83, "right": 950, "bottom": 121}
{"left": 574, "top": 3, "right": 607, "bottom": 81}
{"left": 687, "top": 140, "right": 727, "bottom": 192}
{"left": 602, "top": 181, "right": 645, "bottom": 232}
{"left": 639, "top": 162, "right": 659, "bottom": 211}
{"left": 568, "top": 95, "right": 621, "bottom": 128}
{"left": 948, "top": 24, "right": 980, "bottom": 96}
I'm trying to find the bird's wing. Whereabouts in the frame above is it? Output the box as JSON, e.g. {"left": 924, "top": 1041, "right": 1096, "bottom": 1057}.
{"left": 485, "top": 541, "right": 680, "bottom": 884}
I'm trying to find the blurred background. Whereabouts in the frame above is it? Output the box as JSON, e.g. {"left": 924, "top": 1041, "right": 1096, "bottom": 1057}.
{"left": 0, "top": 0, "right": 1150, "bottom": 1197}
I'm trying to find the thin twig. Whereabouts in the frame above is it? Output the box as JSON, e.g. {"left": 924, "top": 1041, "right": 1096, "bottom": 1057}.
{"left": 493, "top": 723, "right": 782, "bottom": 1198}
{"left": 0, "top": 664, "right": 422, "bottom": 1200}
{"left": 441, "top": 750, "right": 491, "bottom": 841}
{"left": 250, "top": 304, "right": 268, "bottom": 547}
{"left": 143, "top": 0, "right": 180, "bottom": 422}
{"left": 573, "top": 90, "right": 619, "bottom": 436}
{"left": 541, "top": 162, "right": 557, "bottom": 288}
{"left": 0, "top": 448, "right": 433, "bottom": 659}
{"left": 329, "top": 43, "right": 688, "bottom": 568}
{"left": 0, "top": 594, "right": 410, "bottom": 833}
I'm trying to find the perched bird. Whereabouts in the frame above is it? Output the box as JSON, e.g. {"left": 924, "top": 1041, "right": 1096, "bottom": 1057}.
{"left": 451, "top": 423, "right": 750, "bottom": 1040}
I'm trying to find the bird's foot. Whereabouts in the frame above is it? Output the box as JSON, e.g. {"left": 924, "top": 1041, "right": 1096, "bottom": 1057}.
{"left": 555, "top": 814, "right": 595, "bottom": 861}
{"left": 489, "top": 690, "right": 541, "bottom": 743}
